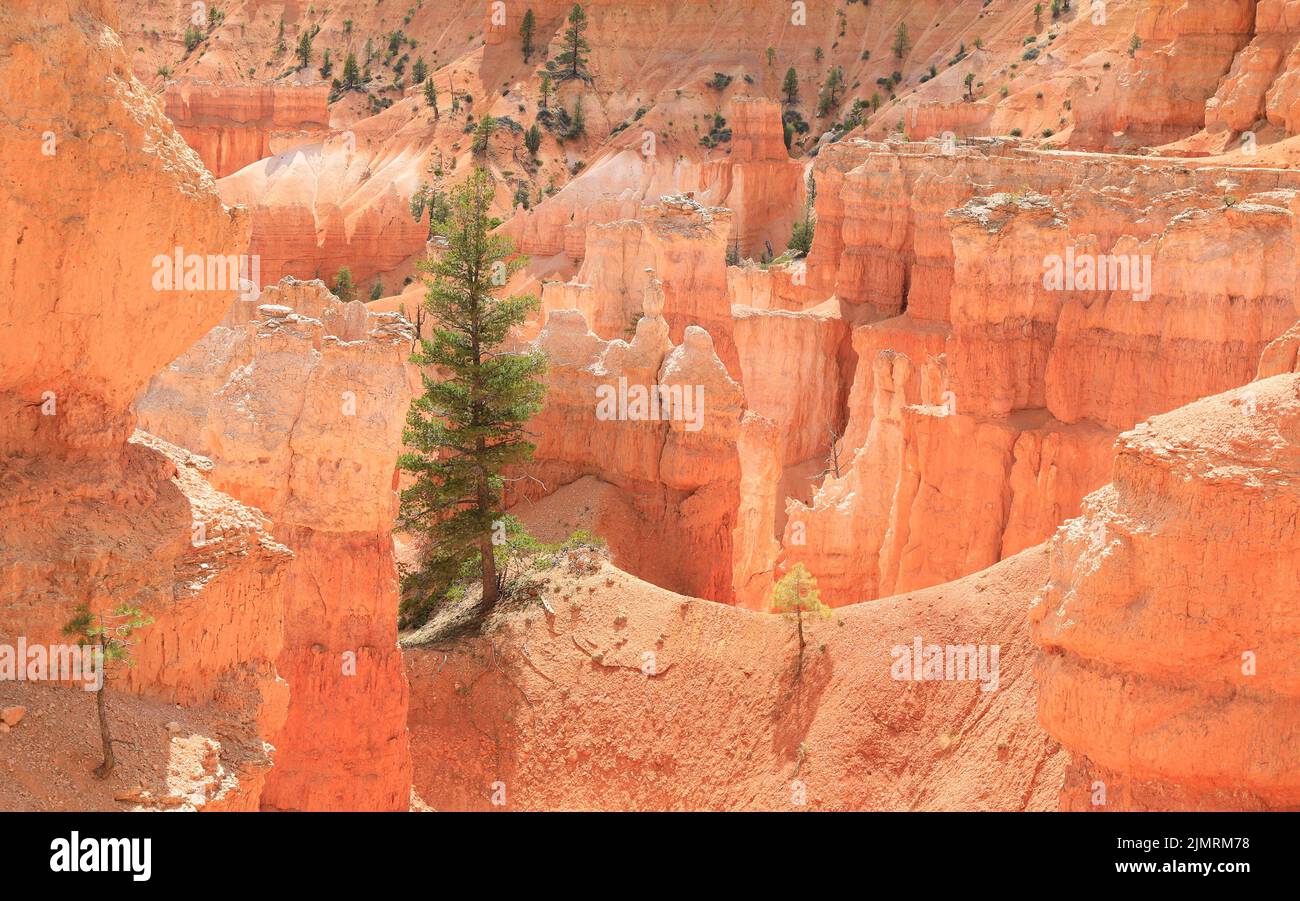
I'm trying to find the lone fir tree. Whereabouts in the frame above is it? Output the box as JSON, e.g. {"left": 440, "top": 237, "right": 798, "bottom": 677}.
{"left": 770, "top": 563, "right": 830, "bottom": 679}
{"left": 424, "top": 76, "right": 439, "bottom": 118}
{"left": 520, "top": 8, "right": 536, "bottom": 63}
{"left": 397, "top": 169, "right": 547, "bottom": 624}
{"left": 782, "top": 67, "right": 799, "bottom": 104}
{"left": 892, "top": 21, "right": 912, "bottom": 59}
{"left": 295, "top": 29, "right": 313, "bottom": 68}
{"left": 544, "top": 4, "right": 592, "bottom": 82}
{"left": 524, "top": 122, "right": 542, "bottom": 156}
{"left": 342, "top": 52, "right": 361, "bottom": 90}
{"left": 63, "top": 604, "right": 153, "bottom": 779}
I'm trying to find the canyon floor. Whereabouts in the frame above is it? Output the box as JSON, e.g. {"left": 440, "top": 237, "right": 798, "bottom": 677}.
{"left": 1, "top": 0, "right": 1297, "bottom": 813}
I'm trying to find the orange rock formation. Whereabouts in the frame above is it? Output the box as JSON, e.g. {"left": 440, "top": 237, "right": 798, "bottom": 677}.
{"left": 1, "top": 0, "right": 289, "bottom": 809}
{"left": 137, "top": 280, "right": 415, "bottom": 811}
{"left": 5, "top": 0, "right": 1300, "bottom": 816}
{"left": 1033, "top": 371, "right": 1300, "bottom": 810}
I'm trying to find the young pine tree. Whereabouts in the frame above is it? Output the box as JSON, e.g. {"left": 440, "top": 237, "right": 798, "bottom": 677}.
{"left": 424, "top": 76, "right": 439, "bottom": 117}
{"left": 333, "top": 266, "right": 357, "bottom": 302}
{"left": 770, "top": 564, "right": 830, "bottom": 679}
{"left": 398, "top": 169, "right": 547, "bottom": 621}
{"left": 472, "top": 114, "right": 498, "bottom": 155}
{"left": 569, "top": 96, "right": 586, "bottom": 137}
{"left": 520, "top": 9, "right": 536, "bottom": 63}
{"left": 342, "top": 52, "right": 361, "bottom": 89}
{"left": 782, "top": 67, "right": 799, "bottom": 104}
{"left": 816, "top": 66, "right": 844, "bottom": 117}
{"left": 63, "top": 604, "right": 154, "bottom": 779}
{"left": 295, "top": 30, "right": 313, "bottom": 68}
{"left": 892, "top": 22, "right": 911, "bottom": 59}
{"left": 788, "top": 171, "right": 816, "bottom": 256}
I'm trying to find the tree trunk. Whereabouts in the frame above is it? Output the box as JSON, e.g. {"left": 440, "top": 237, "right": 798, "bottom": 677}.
{"left": 480, "top": 533, "right": 499, "bottom": 607}
{"left": 479, "top": 480, "right": 499, "bottom": 608}
{"left": 795, "top": 610, "right": 805, "bottom": 679}
{"left": 93, "top": 681, "right": 114, "bottom": 779}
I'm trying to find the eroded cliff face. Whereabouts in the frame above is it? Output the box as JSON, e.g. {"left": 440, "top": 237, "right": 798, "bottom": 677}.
{"left": 12, "top": 0, "right": 1298, "bottom": 814}
{"left": 164, "top": 80, "right": 332, "bottom": 178}
{"left": 511, "top": 289, "right": 745, "bottom": 602}
{"left": 1032, "top": 372, "right": 1300, "bottom": 810}
{"left": 539, "top": 196, "right": 741, "bottom": 374}
{"left": 217, "top": 128, "right": 432, "bottom": 292}
{"left": 779, "top": 140, "right": 1299, "bottom": 605}
{"left": 510, "top": 97, "right": 805, "bottom": 264}
{"left": 0, "top": 0, "right": 289, "bottom": 809}
{"left": 137, "top": 279, "right": 415, "bottom": 811}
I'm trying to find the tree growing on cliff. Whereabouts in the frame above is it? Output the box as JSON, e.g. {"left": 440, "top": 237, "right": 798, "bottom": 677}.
{"left": 424, "top": 76, "right": 439, "bottom": 117}
{"left": 539, "top": 72, "right": 553, "bottom": 109}
{"left": 472, "top": 115, "right": 497, "bottom": 155}
{"left": 543, "top": 4, "right": 592, "bottom": 82}
{"left": 816, "top": 66, "right": 844, "bottom": 117}
{"left": 398, "top": 169, "right": 547, "bottom": 624}
{"left": 770, "top": 564, "right": 830, "bottom": 680}
{"left": 788, "top": 171, "right": 816, "bottom": 256}
{"left": 782, "top": 67, "right": 799, "bottom": 104}
{"left": 342, "top": 52, "right": 362, "bottom": 90}
{"left": 409, "top": 183, "right": 450, "bottom": 238}
{"left": 520, "top": 9, "right": 536, "bottom": 62}
{"left": 63, "top": 604, "right": 153, "bottom": 779}
{"left": 892, "top": 22, "right": 911, "bottom": 59}
{"left": 295, "top": 29, "right": 313, "bottom": 68}
{"left": 524, "top": 122, "right": 542, "bottom": 156}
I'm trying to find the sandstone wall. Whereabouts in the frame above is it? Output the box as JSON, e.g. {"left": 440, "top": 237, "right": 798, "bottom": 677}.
{"left": 165, "top": 80, "right": 331, "bottom": 178}
{"left": 781, "top": 141, "right": 1299, "bottom": 605}
{"left": 510, "top": 294, "right": 745, "bottom": 603}
{"left": 137, "top": 280, "right": 416, "bottom": 811}
{"left": 540, "top": 196, "right": 741, "bottom": 376}
{"left": 1032, "top": 373, "right": 1300, "bottom": 809}
{"left": 0, "top": 0, "right": 292, "bottom": 808}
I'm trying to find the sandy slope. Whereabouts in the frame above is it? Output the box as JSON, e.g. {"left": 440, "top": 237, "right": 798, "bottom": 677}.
{"left": 404, "top": 547, "right": 1065, "bottom": 811}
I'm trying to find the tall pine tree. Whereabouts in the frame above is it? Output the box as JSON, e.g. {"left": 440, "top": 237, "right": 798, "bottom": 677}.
{"left": 544, "top": 4, "right": 591, "bottom": 82}
{"left": 398, "top": 169, "right": 547, "bottom": 623}
{"left": 520, "top": 9, "right": 536, "bottom": 62}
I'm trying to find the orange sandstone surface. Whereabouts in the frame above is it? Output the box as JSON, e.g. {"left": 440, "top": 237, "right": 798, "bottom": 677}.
{"left": 137, "top": 281, "right": 416, "bottom": 811}
{"left": 3, "top": 0, "right": 1300, "bottom": 813}
{"left": 1, "top": 0, "right": 290, "bottom": 810}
